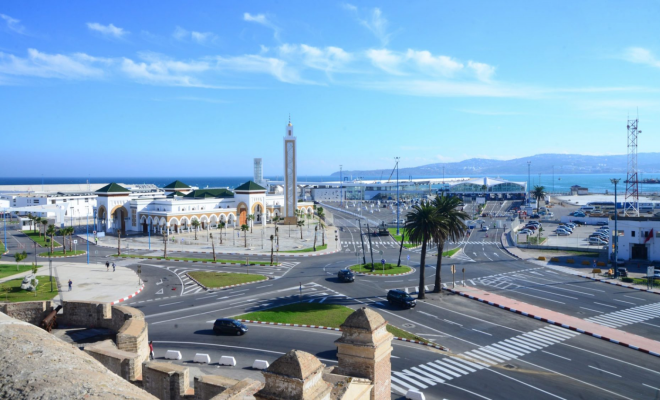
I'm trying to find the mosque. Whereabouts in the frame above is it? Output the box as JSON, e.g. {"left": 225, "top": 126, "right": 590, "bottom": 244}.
{"left": 94, "top": 120, "right": 314, "bottom": 236}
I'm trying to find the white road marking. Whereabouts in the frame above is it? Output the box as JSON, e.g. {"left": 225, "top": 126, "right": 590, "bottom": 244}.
{"left": 159, "top": 301, "right": 183, "bottom": 307}
{"left": 588, "top": 365, "right": 622, "bottom": 378}
{"left": 593, "top": 302, "right": 617, "bottom": 308}
{"left": 472, "top": 329, "right": 492, "bottom": 336}
{"left": 541, "top": 350, "right": 571, "bottom": 361}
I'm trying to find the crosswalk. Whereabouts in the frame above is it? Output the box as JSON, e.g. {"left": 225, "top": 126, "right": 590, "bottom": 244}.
{"left": 585, "top": 302, "right": 660, "bottom": 328}
{"left": 390, "top": 325, "right": 579, "bottom": 395}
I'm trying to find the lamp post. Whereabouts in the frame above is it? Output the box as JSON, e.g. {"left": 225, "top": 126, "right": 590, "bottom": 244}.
{"left": 395, "top": 157, "right": 400, "bottom": 236}
{"left": 148, "top": 220, "right": 151, "bottom": 250}
{"left": 611, "top": 178, "right": 620, "bottom": 277}
{"left": 3, "top": 207, "right": 6, "bottom": 255}
{"left": 86, "top": 207, "right": 89, "bottom": 264}
{"left": 340, "top": 165, "right": 343, "bottom": 207}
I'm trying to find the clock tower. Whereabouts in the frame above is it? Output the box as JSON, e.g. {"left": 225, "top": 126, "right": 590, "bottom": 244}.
{"left": 283, "top": 117, "right": 297, "bottom": 225}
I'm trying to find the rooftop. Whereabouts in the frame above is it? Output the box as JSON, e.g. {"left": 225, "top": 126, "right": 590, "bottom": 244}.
{"left": 163, "top": 180, "right": 191, "bottom": 189}
{"left": 234, "top": 181, "right": 267, "bottom": 191}
{"left": 96, "top": 183, "right": 130, "bottom": 194}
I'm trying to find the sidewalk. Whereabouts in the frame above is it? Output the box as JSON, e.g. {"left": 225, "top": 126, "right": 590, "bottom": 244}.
{"left": 447, "top": 285, "right": 660, "bottom": 356}
{"left": 0, "top": 260, "right": 144, "bottom": 305}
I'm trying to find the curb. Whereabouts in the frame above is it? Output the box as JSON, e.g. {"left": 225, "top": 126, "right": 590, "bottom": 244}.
{"left": 37, "top": 252, "right": 87, "bottom": 259}
{"left": 351, "top": 267, "right": 416, "bottom": 277}
{"left": 111, "top": 283, "right": 145, "bottom": 305}
{"left": 235, "top": 319, "right": 446, "bottom": 351}
{"left": 186, "top": 273, "right": 270, "bottom": 291}
{"left": 445, "top": 287, "right": 660, "bottom": 358}
{"left": 575, "top": 274, "right": 660, "bottom": 295}
{"left": 115, "top": 255, "right": 280, "bottom": 267}
{"left": 388, "top": 234, "right": 421, "bottom": 251}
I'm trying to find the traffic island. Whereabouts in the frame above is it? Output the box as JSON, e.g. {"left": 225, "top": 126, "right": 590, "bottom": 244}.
{"left": 234, "top": 303, "right": 443, "bottom": 350}
{"left": 22, "top": 230, "right": 61, "bottom": 248}
{"left": 348, "top": 263, "right": 413, "bottom": 276}
{"left": 116, "top": 254, "right": 277, "bottom": 266}
{"left": 38, "top": 250, "right": 86, "bottom": 258}
{"left": 280, "top": 244, "right": 328, "bottom": 253}
{"left": 186, "top": 271, "right": 268, "bottom": 290}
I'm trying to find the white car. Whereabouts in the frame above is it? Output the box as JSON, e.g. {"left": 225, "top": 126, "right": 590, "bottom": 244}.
{"left": 557, "top": 230, "right": 571, "bottom": 236}
{"left": 519, "top": 229, "right": 533, "bottom": 235}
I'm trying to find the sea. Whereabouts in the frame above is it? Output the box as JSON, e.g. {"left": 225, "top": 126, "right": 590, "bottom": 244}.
{"left": 2, "top": 173, "right": 655, "bottom": 194}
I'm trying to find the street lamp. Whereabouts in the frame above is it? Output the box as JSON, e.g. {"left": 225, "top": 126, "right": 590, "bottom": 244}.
{"left": 395, "top": 157, "right": 400, "bottom": 236}
{"left": 611, "top": 178, "right": 620, "bottom": 278}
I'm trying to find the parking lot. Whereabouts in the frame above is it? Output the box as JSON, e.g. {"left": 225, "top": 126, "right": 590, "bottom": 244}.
{"left": 517, "top": 219, "right": 608, "bottom": 249}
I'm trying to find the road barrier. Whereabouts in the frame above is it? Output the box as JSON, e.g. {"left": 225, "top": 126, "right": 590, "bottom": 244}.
{"left": 219, "top": 356, "right": 236, "bottom": 366}
{"left": 165, "top": 350, "right": 182, "bottom": 360}
{"left": 252, "top": 360, "right": 269, "bottom": 370}
{"left": 193, "top": 353, "right": 211, "bottom": 364}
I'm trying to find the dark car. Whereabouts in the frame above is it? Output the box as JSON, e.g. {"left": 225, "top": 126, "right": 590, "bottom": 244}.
{"left": 387, "top": 289, "right": 416, "bottom": 308}
{"left": 338, "top": 269, "right": 355, "bottom": 282}
{"left": 530, "top": 214, "right": 540, "bottom": 219}
{"left": 617, "top": 268, "right": 628, "bottom": 277}
{"left": 213, "top": 318, "right": 248, "bottom": 335}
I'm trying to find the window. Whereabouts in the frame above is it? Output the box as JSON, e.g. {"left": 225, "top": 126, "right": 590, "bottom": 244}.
{"left": 631, "top": 231, "right": 635, "bottom": 237}
{"left": 656, "top": 231, "right": 660, "bottom": 238}
{"left": 51, "top": 200, "right": 56, "bottom": 204}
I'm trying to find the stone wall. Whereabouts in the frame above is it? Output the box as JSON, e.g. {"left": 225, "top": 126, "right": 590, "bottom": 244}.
{"left": 0, "top": 300, "right": 55, "bottom": 325}
{"left": 194, "top": 376, "right": 238, "bottom": 400}
{"left": 209, "top": 379, "right": 262, "bottom": 400}
{"left": 142, "top": 361, "right": 190, "bottom": 400}
{"left": 85, "top": 345, "right": 142, "bottom": 381}
{"left": 59, "top": 300, "right": 111, "bottom": 327}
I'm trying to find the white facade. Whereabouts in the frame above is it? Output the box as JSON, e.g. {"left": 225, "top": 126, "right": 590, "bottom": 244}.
{"left": 609, "top": 217, "right": 660, "bottom": 261}
{"left": 2, "top": 192, "right": 97, "bottom": 221}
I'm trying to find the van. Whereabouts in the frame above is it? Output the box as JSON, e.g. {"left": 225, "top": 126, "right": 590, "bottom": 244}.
{"left": 580, "top": 206, "right": 596, "bottom": 212}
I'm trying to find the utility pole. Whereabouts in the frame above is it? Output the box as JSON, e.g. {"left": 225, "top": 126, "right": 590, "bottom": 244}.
{"left": 611, "top": 178, "right": 620, "bottom": 277}
{"left": 366, "top": 223, "right": 375, "bottom": 272}
{"left": 527, "top": 161, "right": 531, "bottom": 202}
{"left": 442, "top": 166, "right": 445, "bottom": 197}
{"left": 340, "top": 165, "right": 343, "bottom": 207}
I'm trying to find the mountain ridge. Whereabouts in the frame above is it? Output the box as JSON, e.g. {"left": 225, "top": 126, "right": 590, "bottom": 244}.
{"left": 331, "top": 153, "right": 660, "bottom": 177}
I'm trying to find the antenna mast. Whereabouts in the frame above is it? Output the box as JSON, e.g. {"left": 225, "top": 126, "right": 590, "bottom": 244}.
{"left": 624, "top": 117, "right": 641, "bottom": 217}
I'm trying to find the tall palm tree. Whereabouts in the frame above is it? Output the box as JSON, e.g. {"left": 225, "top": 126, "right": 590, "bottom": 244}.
{"left": 272, "top": 215, "right": 280, "bottom": 237}
{"left": 191, "top": 219, "right": 200, "bottom": 240}
{"left": 34, "top": 217, "right": 42, "bottom": 237}
{"left": 431, "top": 196, "right": 469, "bottom": 293}
{"left": 218, "top": 221, "right": 225, "bottom": 244}
{"left": 532, "top": 185, "right": 546, "bottom": 213}
{"left": 65, "top": 227, "right": 75, "bottom": 252}
{"left": 117, "top": 230, "right": 121, "bottom": 256}
{"left": 405, "top": 201, "right": 439, "bottom": 299}
{"left": 58, "top": 228, "right": 66, "bottom": 255}
{"left": 247, "top": 214, "right": 255, "bottom": 233}
{"left": 209, "top": 233, "right": 216, "bottom": 261}
{"left": 313, "top": 225, "right": 318, "bottom": 251}
{"left": 46, "top": 225, "right": 56, "bottom": 254}
{"left": 27, "top": 213, "right": 33, "bottom": 232}
{"left": 162, "top": 231, "right": 168, "bottom": 258}
{"left": 240, "top": 224, "right": 249, "bottom": 247}
{"left": 317, "top": 208, "right": 326, "bottom": 246}
{"left": 270, "top": 234, "right": 274, "bottom": 265}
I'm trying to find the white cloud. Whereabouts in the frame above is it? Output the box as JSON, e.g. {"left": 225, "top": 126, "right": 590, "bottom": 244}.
{"left": 360, "top": 79, "right": 535, "bottom": 98}
{"left": 243, "top": 12, "right": 281, "bottom": 41}
{"left": 86, "top": 22, "right": 128, "bottom": 39}
{"left": 277, "top": 44, "right": 352, "bottom": 73}
{"left": 120, "top": 57, "right": 213, "bottom": 88}
{"left": 213, "top": 54, "right": 308, "bottom": 84}
{"left": 1, "top": 14, "right": 26, "bottom": 34}
{"left": 625, "top": 47, "right": 660, "bottom": 68}
{"left": 0, "top": 48, "right": 104, "bottom": 79}
{"left": 467, "top": 61, "right": 496, "bottom": 82}
{"left": 366, "top": 49, "right": 404, "bottom": 75}
{"left": 406, "top": 50, "right": 463, "bottom": 77}
{"left": 342, "top": 4, "right": 392, "bottom": 46}
{"left": 172, "top": 26, "right": 188, "bottom": 41}
{"left": 172, "top": 26, "right": 218, "bottom": 45}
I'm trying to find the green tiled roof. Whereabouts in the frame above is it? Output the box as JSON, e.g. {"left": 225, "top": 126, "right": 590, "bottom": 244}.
{"left": 167, "top": 191, "right": 186, "bottom": 197}
{"left": 96, "top": 183, "right": 130, "bottom": 193}
{"left": 164, "top": 180, "right": 191, "bottom": 189}
{"left": 184, "top": 189, "right": 234, "bottom": 199}
{"left": 234, "top": 181, "right": 266, "bottom": 191}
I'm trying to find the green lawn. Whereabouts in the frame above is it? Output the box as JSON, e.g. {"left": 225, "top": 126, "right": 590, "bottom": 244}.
{"left": 281, "top": 244, "right": 328, "bottom": 253}
{"left": 388, "top": 228, "right": 418, "bottom": 248}
{"left": 0, "top": 264, "right": 39, "bottom": 280}
{"left": 235, "top": 303, "right": 434, "bottom": 345}
{"left": 0, "top": 241, "right": 5, "bottom": 253}
{"left": 117, "top": 254, "right": 273, "bottom": 265}
{"left": 188, "top": 271, "right": 266, "bottom": 288}
{"left": 0, "top": 275, "right": 59, "bottom": 302}
{"left": 39, "top": 250, "right": 86, "bottom": 257}
{"left": 23, "top": 230, "right": 61, "bottom": 248}
{"left": 442, "top": 248, "right": 460, "bottom": 257}
{"left": 349, "top": 263, "right": 412, "bottom": 275}
{"left": 630, "top": 277, "right": 660, "bottom": 288}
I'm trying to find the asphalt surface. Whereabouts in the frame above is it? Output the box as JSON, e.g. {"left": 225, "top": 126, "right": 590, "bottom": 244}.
{"left": 4, "top": 206, "right": 660, "bottom": 399}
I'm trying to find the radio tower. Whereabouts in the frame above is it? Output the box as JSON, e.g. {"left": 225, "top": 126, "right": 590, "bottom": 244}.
{"left": 624, "top": 117, "right": 641, "bottom": 217}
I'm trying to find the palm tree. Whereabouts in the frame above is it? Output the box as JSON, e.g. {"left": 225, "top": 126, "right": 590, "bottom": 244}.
{"left": 218, "top": 221, "right": 225, "bottom": 244}
{"left": 27, "top": 213, "right": 33, "bottom": 232}
{"left": 162, "top": 231, "right": 168, "bottom": 258}
{"left": 313, "top": 225, "right": 318, "bottom": 251}
{"left": 272, "top": 215, "right": 280, "bottom": 237}
{"left": 58, "top": 228, "right": 67, "bottom": 255}
{"left": 405, "top": 201, "right": 439, "bottom": 299}
{"left": 65, "top": 227, "right": 75, "bottom": 252}
{"left": 41, "top": 219, "right": 48, "bottom": 239}
{"left": 269, "top": 234, "right": 274, "bottom": 265}
{"left": 34, "top": 217, "right": 42, "bottom": 237}
{"left": 317, "top": 209, "right": 326, "bottom": 246}
{"left": 532, "top": 185, "right": 546, "bottom": 213}
{"left": 46, "top": 225, "right": 56, "bottom": 254}
{"left": 431, "top": 196, "right": 469, "bottom": 293}
{"left": 191, "top": 219, "right": 200, "bottom": 240}
{"left": 209, "top": 233, "right": 216, "bottom": 261}
{"left": 247, "top": 214, "right": 255, "bottom": 233}
{"left": 240, "top": 224, "right": 249, "bottom": 247}
{"left": 297, "top": 219, "right": 305, "bottom": 240}
{"left": 117, "top": 230, "right": 121, "bottom": 256}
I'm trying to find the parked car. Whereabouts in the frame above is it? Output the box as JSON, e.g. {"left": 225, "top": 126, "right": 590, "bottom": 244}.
{"left": 589, "top": 237, "right": 608, "bottom": 245}
{"left": 617, "top": 268, "right": 628, "bottom": 277}
{"left": 519, "top": 229, "right": 533, "bottom": 235}
{"left": 596, "top": 221, "right": 609, "bottom": 226}
{"left": 338, "top": 269, "right": 355, "bottom": 282}
{"left": 557, "top": 230, "right": 571, "bottom": 236}
{"left": 530, "top": 214, "right": 540, "bottom": 219}
{"left": 387, "top": 289, "right": 417, "bottom": 308}
{"left": 213, "top": 318, "right": 248, "bottom": 335}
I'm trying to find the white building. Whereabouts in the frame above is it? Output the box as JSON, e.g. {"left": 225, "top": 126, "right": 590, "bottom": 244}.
{"left": 609, "top": 216, "right": 660, "bottom": 261}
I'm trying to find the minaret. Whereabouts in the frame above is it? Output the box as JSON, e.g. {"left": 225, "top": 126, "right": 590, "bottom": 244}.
{"left": 283, "top": 116, "right": 297, "bottom": 225}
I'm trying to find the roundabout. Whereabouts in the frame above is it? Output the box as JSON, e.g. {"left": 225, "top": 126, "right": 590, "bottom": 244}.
{"left": 348, "top": 263, "right": 414, "bottom": 276}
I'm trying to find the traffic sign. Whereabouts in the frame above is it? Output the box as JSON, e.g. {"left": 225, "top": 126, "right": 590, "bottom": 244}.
{"left": 379, "top": 250, "right": 383, "bottom": 255}
{"left": 451, "top": 264, "right": 456, "bottom": 274}
{"left": 648, "top": 266, "right": 655, "bottom": 277}
{"left": 381, "top": 259, "right": 385, "bottom": 265}
{"left": 73, "top": 240, "right": 78, "bottom": 244}
{"left": 407, "top": 255, "right": 410, "bottom": 261}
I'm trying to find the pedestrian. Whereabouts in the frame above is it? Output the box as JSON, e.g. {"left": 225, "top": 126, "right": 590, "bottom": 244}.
{"left": 149, "top": 341, "right": 154, "bottom": 360}
{"left": 95, "top": 237, "right": 98, "bottom": 245}
{"left": 112, "top": 262, "right": 116, "bottom": 272}
{"left": 106, "top": 261, "right": 109, "bottom": 272}
{"left": 68, "top": 279, "right": 72, "bottom": 291}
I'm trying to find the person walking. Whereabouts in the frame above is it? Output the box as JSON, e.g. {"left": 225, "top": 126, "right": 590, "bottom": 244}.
{"left": 149, "top": 341, "right": 154, "bottom": 360}
{"left": 95, "top": 237, "right": 98, "bottom": 245}
{"left": 106, "top": 261, "right": 109, "bottom": 272}
{"left": 68, "top": 279, "right": 72, "bottom": 291}
{"left": 112, "top": 262, "right": 116, "bottom": 272}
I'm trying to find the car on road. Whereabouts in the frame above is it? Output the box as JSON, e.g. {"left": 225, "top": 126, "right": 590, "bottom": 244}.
{"left": 387, "top": 289, "right": 417, "bottom": 308}
{"left": 530, "top": 214, "right": 540, "bottom": 218}
{"left": 573, "top": 212, "right": 586, "bottom": 217}
{"left": 213, "top": 318, "right": 248, "bottom": 336}
{"left": 481, "top": 226, "right": 489, "bottom": 231}
{"left": 338, "top": 269, "right": 355, "bottom": 282}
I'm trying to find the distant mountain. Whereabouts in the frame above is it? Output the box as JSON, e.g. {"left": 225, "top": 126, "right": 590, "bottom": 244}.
{"left": 331, "top": 153, "right": 660, "bottom": 177}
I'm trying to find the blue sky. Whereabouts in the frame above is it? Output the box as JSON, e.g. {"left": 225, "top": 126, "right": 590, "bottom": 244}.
{"left": 1, "top": 1, "right": 659, "bottom": 177}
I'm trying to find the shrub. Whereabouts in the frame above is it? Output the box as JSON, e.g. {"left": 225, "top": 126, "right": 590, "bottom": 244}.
{"left": 538, "top": 256, "right": 546, "bottom": 261}
{"left": 581, "top": 260, "right": 590, "bottom": 265}
{"left": 567, "top": 259, "right": 575, "bottom": 264}
{"left": 550, "top": 257, "right": 560, "bottom": 262}
{"left": 621, "top": 277, "right": 633, "bottom": 283}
